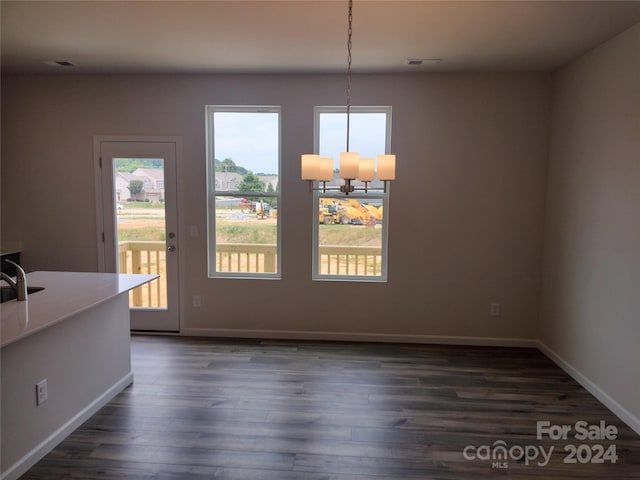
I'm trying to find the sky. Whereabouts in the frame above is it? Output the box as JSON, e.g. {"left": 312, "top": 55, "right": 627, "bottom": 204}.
{"left": 213, "top": 112, "right": 279, "bottom": 174}
{"left": 213, "top": 111, "right": 388, "bottom": 175}
{"left": 318, "top": 112, "right": 388, "bottom": 165}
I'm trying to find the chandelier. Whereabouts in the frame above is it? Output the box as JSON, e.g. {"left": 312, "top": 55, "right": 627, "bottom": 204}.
{"left": 301, "top": 0, "right": 396, "bottom": 195}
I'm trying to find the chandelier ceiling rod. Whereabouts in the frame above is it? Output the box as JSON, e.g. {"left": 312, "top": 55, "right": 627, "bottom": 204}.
{"left": 300, "top": 0, "right": 395, "bottom": 195}
{"left": 346, "top": 0, "right": 352, "bottom": 153}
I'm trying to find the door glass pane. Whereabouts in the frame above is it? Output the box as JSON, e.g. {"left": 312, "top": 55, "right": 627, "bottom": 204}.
{"left": 113, "top": 158, "right": 167, "bottom": 309}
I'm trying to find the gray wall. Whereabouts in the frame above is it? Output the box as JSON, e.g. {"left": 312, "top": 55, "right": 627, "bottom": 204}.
{"left": 1, "top": 72, "right": 550, "bottom": 341}
{"left": 540, "top": 24, "right": 640, "bottom": 426}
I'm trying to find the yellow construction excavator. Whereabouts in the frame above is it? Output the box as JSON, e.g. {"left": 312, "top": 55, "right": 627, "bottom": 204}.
{"left": 318, "top": 198, "right": 381, "bottom": 225}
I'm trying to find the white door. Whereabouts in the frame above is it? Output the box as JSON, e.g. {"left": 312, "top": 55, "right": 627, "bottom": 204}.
{"left": 96, "top": 138, "right": 180, "bottom": 332}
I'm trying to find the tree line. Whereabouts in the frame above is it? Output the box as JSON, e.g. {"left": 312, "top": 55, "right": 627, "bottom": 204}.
{"left": 216, "top": 158, "right": 278, "bottom": 193}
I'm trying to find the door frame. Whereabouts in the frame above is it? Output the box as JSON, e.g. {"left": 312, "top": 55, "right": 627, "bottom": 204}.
{"left": 93, "top": 135, "right": 183, "bottom": 333}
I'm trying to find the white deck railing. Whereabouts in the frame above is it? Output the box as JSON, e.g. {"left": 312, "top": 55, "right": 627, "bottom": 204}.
{"left": 215, "top": 243, "right": 277, "bottom": 273}
{"left": 317, "top": 245, "right": 382, "bottom": 276}
{"left": 118, "top": 241, "right": 166, "bottom": 307}
{"left": 118, "top": 241, "right": 382, "bottom": 307}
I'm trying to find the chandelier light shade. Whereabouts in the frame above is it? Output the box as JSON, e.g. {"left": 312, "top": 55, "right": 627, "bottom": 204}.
{"left": 319, "top": 157, "right": 334, "bottom": 182}
{"left": 358, "top": 157, "right": 375, "bottom": 182}
{"left": 301, "top": 154, "right": 320, "bottom": 180}
{"left": 377, "top": 154, "right": 396, "bottom": 181}
{"left": 300, "top": 0, "right": 396, "bottom": 195}
{"left": 339, "top": 152, "right": 360, "bottom": 179}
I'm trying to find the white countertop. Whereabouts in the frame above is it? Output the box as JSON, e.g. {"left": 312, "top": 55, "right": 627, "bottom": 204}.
{"left": 1, "top": 271, "right": 158, "bottom": 347}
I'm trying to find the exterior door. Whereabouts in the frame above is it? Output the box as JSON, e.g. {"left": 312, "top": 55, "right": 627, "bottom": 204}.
{"left": 96, "top": 138, "right": 180, "bottom": 332}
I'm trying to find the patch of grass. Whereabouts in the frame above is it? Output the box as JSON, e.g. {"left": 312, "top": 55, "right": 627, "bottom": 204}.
{"left": 319, "top": 225, "right": 382, "bottom": 247}
{"left": 118, "top": 214, "right": 165, "bottom": 219}
{"left": 121, "top": 201, "right": 165, "bottom": 209}
{"left": 118, "top": 226, "right": 166, "bottom": 242}
{"left": 217, "top": 224, "right": 277, "bottom": 244}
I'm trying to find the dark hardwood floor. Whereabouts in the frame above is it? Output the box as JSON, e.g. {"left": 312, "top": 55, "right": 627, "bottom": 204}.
{"left": 21, "top": 336, "right": 640, "bottom": 479}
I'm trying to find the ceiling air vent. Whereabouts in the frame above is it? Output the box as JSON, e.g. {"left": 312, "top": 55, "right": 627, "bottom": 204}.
{"left": 407, "top": 59, "right": 442, "bottom": 66}
{"left": 43, "top": 60, "right": 75, "bottom": 67}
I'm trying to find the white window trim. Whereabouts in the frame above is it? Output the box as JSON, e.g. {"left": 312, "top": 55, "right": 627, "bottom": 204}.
{"left": 312, "top": 106, "right": 392, "bottom": 282}
{"left": 206, "top": 105, "right": 282, "bottom": 279}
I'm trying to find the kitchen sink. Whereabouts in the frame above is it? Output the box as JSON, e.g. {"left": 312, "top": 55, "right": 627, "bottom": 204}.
{"left": 0, "top": 286, "right": 45, "bottom": 303}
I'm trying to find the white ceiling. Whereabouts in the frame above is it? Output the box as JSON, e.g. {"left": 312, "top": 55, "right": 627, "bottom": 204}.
{"left": 2, "top": 0, "right": 640, "bottom": 74}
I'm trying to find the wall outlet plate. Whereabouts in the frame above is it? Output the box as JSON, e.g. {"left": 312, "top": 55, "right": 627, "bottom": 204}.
{"left": 36, "top": 379, "right": 48, "bottom": 405}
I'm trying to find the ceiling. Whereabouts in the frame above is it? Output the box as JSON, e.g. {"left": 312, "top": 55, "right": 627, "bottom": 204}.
{"left": 2, "top": 0, "right": 640, "bottom": 74}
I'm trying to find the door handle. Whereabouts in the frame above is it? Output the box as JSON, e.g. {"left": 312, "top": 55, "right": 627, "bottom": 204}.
{"left": 167, "top": 245, "right": 176, "bottom": 253}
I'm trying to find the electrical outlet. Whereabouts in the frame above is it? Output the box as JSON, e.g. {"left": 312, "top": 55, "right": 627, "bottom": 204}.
{"left": 490, "top": 302, "right": 501, "bottom": 317}
{"left": 192, "top": 295, "right": 201, "bottom": 307}
{"left": 36, "top": 379, "right": 48, "bottom": 405}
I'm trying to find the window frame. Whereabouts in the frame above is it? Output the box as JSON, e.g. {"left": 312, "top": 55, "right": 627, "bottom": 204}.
{"left": 206, "top": 105, "right": 282, "bottom": 279}
{"left": 312, "top": 106, "right": 392, "bottom": 282}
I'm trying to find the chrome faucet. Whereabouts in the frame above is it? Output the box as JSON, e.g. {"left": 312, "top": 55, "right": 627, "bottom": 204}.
{"left": 1, "top": 259, "right": 28, "bottom": 301}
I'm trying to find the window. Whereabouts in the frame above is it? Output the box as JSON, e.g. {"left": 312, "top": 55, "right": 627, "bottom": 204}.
{"left": 313, "top": 106, "right": 391, "bottom": 282}
{"left": 206, "top": 106, "right": 281, "bottom": 278}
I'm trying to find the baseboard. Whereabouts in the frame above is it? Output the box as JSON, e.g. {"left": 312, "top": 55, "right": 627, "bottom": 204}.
{"left": 536, "top": 340, "right": 640, "bottom": 436}
{"left": 0, "top": 372, "right": 134, "bottom": 480}
{"left": 182, "top": 327, "right": 537, "bottom": 348}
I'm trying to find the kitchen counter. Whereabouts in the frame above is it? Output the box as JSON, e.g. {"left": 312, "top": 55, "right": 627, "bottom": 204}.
{"left": 1, "top": 271, "right": 157, "bottom": 347}
{"left": 1, "top": 270, "right": 157, "bottom": 480}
